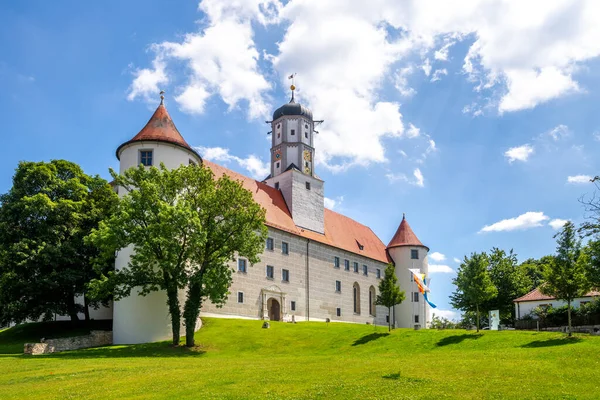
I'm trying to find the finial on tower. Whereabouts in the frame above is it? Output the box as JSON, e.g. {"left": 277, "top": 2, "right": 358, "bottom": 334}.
{"left": 160, "top": 90, "right": 165, "bottom": 105}
{"left": 288, "top": 73, "right": 297, "bottom": 103}
{"left": 403, "top": 212, "right": 406, "bottom": 219}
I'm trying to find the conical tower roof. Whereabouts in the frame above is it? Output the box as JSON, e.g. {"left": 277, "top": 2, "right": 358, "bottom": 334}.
{"left": 387, "top": 214, "right": 428, "bottom": 250}
{"left": 116, "top": 101, "right": 201, "bottom": 161}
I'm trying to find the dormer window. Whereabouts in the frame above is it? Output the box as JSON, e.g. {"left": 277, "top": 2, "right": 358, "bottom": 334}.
{"left": 140, "top": 150, "right": 153, "bottom": 166}
{"left": 357, "top": 241, "right": 364, "bottom": 251}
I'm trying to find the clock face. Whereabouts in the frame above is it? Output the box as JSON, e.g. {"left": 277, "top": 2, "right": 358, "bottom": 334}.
{"left": 274, "top": 148, "right": 282, "bottom": 161}
{"left": 304, "top": 165, "right": 311, "bottom": 174}
{"left": 303, "top": 149, "right": 312, "bottom": 162}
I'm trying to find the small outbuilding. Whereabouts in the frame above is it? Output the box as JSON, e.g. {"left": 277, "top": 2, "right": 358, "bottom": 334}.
{"left": 513, "top": 287, "right": 600, "bottom": 319}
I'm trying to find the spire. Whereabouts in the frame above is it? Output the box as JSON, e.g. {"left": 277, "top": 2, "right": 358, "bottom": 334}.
{"left": 288, "top": 72, "right": 297, "bottom": 103}
{"left": 116, "top": 96, "right": 201, "bottom": 161}
{"left": 387, "top": 214, "right": 427, "bottom": 250}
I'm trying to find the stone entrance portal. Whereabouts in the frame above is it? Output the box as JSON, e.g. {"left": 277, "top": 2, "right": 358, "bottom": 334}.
{"left": 261, "top": 285, "right": 286, "bottom": 321}
{"left": 268, "top": 298, "right": 281, "bottom": 321}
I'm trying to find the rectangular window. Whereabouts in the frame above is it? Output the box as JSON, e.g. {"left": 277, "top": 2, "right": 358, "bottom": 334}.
{"left": 238, "top": 258, "right": 247, "bottom": 273}
{"left": 334, "top": 256, "right": 340, "bottom": 269}
{"left": 282, "top": 269, "right": 290, "bottom": 282}
{"left": 336, "top": 308, "right": 341, "bottom": 317}
{"left": 363, "top": 265, "right": 368, "bottom": 276}
{"left": 353, "top": 262, "right": 359, "bottom": 273}
{"left": 291, "top": 301, "right": 296, "bottom": 311}
{"left": 276, "top": 161, "right": 280, "bottom": 168}
{"left": 335, "top": 280, "right": 341, "bottom": 292}
{"left": 414, "top": 315, "right": 419, "bottom": 324}
{"left": 413, "top": 292, "right": 419, "bottom": 302}
{"left": 306, "top": 181, "right": 311, "bottom": 190}
{"left": 411, "top": 249, "right": 419, "bottom": 260}
{"left": 140, "top": 150, "right": 153, "bottom": 166}
{"left": 238, "top": 292, "right": 244, "bottom": 303}
{"left": 275, "top": 182, "right": 280, "bottom": 190}
{"left": 376, "top": 269, "right": 381, "bottom": 279}
{"left": 282, "top": 242, "right": 289, "bottom": 255}
{"left": 305, "top": 131, "right": 308, "bottom": 139}
{"left": 291, "top": 129, "right": 295, "bottom": 135}
{"left": 344, "top": 259, "right": 350, "bottom": 271}
{"left": 386, "top": 315, "right": 389, "bottom": 323}
{"left": 266, "top": 265, "right": 274, "bottom": 279}
{"left": 266, "top": 238, "right": 274, "bottom": 251}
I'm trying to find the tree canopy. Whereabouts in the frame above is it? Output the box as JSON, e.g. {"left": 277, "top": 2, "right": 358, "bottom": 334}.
{"left": 89, "top": 163, "right": 267, "bottom": 346}
{"left": 376, "top": 263, "right": 406, "bottom": 331}
{"left": 0, "top": 160, "right": 117, "bottom": 325}
{"left": 451, "top": 252, "right": 497, "bottom": 332}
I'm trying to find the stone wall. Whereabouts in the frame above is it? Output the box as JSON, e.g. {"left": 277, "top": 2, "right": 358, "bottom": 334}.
{"left": 24, "top": 330, "right": 112, "bottom": 355}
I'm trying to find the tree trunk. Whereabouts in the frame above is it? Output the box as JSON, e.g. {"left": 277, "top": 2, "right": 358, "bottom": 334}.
{"left": 165, "top": 281, "right": 181, "bottom": 346}
{"left": 66, "top": 294, "right": 79, "bottom": 322}
{"left": 184, "top": 279, "right": 203, "bottom": 347}
{"left": 388, "top": 306, "right": 391, "bottom": 332}
{"left": 476, "top": 304, "right": 480, "bottom": 333}
{"left": 83, "top": 293, "right": 90, "bottom": 323}
{"left": 567, "top": 299, "right": 572, "bottom": 337}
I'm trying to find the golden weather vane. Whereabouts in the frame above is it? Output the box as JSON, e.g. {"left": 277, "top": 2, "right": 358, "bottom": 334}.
{"left": 288, "top": 73, "right": 297, "bottom": 101}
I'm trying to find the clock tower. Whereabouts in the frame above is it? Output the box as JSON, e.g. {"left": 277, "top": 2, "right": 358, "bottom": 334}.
{"left": 265, "top": 85, "right": 325, "bottom": 234}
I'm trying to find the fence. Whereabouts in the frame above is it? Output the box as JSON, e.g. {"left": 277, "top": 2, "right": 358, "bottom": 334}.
{"left": 516, "top": 314, "right": 600, "bottom": 331}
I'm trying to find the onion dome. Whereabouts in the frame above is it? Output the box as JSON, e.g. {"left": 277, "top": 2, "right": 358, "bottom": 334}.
{"left": 116, "top": 98, "right": 201, "bottom": 161}
{"left": 272, "top": 88, "right": 313, "bottom": 121}
{"left": 387, "top": 213, "right": 428, "bottom": 250}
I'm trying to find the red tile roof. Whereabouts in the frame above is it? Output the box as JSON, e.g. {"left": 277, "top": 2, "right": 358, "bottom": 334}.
{"left": 386, "top": 214, "right": 428, "bottom": 250}
{"left": 514, "top": 286, "right": 600, "bottom": 302}
{"left": 204, "top": 160, "right": 389, "bottom": 263}
{"left": 117, "top": 103, "right": 200, "bottom": 160}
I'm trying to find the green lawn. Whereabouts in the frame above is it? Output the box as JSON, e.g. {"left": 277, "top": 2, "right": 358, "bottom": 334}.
{"left": 1, "top": 318, "right": 599, "bottom": 399}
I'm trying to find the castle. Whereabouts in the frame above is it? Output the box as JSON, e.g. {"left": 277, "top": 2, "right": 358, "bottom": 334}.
{"left": 112, "top": 89, "right": 431, "bottom": 344}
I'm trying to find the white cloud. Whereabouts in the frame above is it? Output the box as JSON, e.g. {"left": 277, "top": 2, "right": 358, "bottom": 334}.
{"left": 453, "top": 257, "right": 461, "bottom": 263}
{"left": 504, "top": 144, "right": 534, "bottom": 163}
{"left": 429, "top": 252, "right": 446, "bottom": 262}
{"left": 567, "top": 175, "right": 592, "bottom": 184}
{"left": 406, "top": 123, "right": 420, "bottom": 138}
{"left": 593, "top": 131, "right": 600, "bottom": 141}
{"left": 413, "top": 168, "right": 424, "bottom": 187}
{"left": 546, "top": 124, "right": 571, "bottom": 141}
{"left": 479, "top": 211, "right": 550, "bottom": 233}
{"left": 430, "top": 69, "right": 448, "bottom": 82}
{"left": 195, "top": 146, "right": 269, "bottom": 179}
{"left": 434, "top": 309, "right": 459, "bottom": 320}
{"left": 429, "top": 264, "right": 454, "bottom": 274}
{"left": 421, "top": 58, "right": 432, "bottom": 76}
{"left": 394, "top": 66, "right": 417, "bottom": 97}
{"left": 324, "top": 196, "right": 344, "bottom": 210}
{"left": 549, "top": 218, "right": 569, "bottom": 230}
{"left": 127, "top": 58, "right": 168, "bottom": 102}
{"left": 434, "top": 38, "right": 456, "bottom": 61}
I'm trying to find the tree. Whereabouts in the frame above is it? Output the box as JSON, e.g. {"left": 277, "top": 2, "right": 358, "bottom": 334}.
{"left": 540, "top": 221, "right": 591, "bottom": 337}
{"left": 519, "top": 256, "right": 549, "bottom": 290}
{"left": 450, "top": 252, "right": 497, "bottom": 332}
{"left": 0, "top": 160, "right": 117, "bottom": 325}
{"left": 483, "top": 248, "right": 533, "bottom": 324}
{"left": 376, "top": 263, "right": 406, "bottom": 332}
{"left": 581, "top": 239, "right": 600, "bottom": 289}
{"left": 89, "top": 163, "right": 267, "bottom": 346}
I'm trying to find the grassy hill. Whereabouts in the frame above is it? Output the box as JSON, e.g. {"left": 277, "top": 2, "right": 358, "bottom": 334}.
{"left": 1, "top": 318, "right": 599, "bottom": 399}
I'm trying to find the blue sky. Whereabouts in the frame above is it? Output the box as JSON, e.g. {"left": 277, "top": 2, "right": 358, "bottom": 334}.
{"left": 2, "top": 0, "right": 600, "bottom": 319}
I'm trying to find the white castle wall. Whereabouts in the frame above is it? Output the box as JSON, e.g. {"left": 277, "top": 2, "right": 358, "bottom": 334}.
{"left": 113, "top": 141, "right": 200, "bottom": 344}
{"left": 387, "top": 246, "right": 430, "bottom": 328}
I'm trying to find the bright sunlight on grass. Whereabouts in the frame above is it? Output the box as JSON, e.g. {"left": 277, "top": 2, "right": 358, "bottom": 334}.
{"left": 1, "top": 318, "right": 598, "bottom": 399}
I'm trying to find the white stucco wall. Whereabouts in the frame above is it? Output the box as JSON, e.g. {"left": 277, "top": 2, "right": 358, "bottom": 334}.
{"left": 387, "top": 246, "right": 430, "bottom": 328}
{"left": 113, "top": 141, "right": 199, "bottom": 344}
{"left": 515, "top": 296, "right": 598, "bottom": 319}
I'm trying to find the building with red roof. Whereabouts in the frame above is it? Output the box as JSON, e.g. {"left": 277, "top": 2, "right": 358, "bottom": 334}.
{"left": 514, "top": 287, "right": 600, "bottom": 319}
{"left": 111, "top": 90, "right": 431, "bottom": 344}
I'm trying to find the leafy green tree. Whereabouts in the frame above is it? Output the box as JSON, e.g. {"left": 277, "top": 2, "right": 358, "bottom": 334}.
{"left": 450, "top": 252, "right": 497, "bottom": 332}
{"left": 540, "top": 221, "right": 591, "bottom": 336}
{"left": 89, "top": 163, "right": 267, "bottom": 346}
{"left": 0, "top": 160, "right": 117, "bottom": 325}
{"left": 581, "top": 239, "right": 600, "bottom": 289}
{"left": 483, "top": 248, "right": 533, "bottom": 324}
{"left": 376, "top": 263, "right": 406, "bottom": 332}
{"left": 518, "top": 257, "right": 549, "bottom": 290}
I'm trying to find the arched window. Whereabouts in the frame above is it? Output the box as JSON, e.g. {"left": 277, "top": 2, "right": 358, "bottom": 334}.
{"left": 369, "top": 286, "right": 376, "bottom": 316}
{"left": 353, "top": 282, "right": 361, "bottom": 314}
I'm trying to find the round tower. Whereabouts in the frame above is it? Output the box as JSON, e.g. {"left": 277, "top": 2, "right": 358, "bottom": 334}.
{"left": 113, "top": 98, "right": 202, "bottom": 344}
{"left": 386, "top": 214, "right": 430, "bottom": 328}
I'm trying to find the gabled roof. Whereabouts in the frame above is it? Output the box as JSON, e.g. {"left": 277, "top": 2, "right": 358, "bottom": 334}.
{"left": 204, "top": 160, "right": 389, "bottom": 263}
{"left": 116, "top": 102, "right": 201, "bottom": 161}
{"left": 514, "top": 287, "right": 600, "bottom": 302}
{"left": 386, "top": 214, "right": 428, "bottom": 250}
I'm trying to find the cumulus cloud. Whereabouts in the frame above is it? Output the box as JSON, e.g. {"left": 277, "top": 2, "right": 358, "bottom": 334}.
{"left": 433, "top": 309, "right": 459, "bottom": 320}
{"left": 429, "top": 264, "right": 454, "bottom": 274}
{"left": 195, "top": 146, "right": 269, "bottom": 179}
{"left": 430, "top": 69, "right": 448, "bottom": 82}
{"left": 480, "top": 211, "right": 550, "bottom": 233}
{"left": 549, "top": 218, "right": 569, "bottom": 230}
{"left": 504, "top": 144, "right": 534, "bottom": 163}
{"left": 324, "top": 196, "right": 344, "bottom": 210}
{"left": 127, "top": 58, "right": 168, "bottom": 102}
{"left": 386, "top": 168, "right": 425, "bottom": 187}
{"left": 429, "top": 252, "right": 446, "bottom": 262}
{"left": 567, "top": 175, "right": 593, "bottom": 184}
{"left": 453, "top": 257, "right": 461, "bottom": 263}
{"left": 413, "top": 168, "right": 424, "bottom": 187}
